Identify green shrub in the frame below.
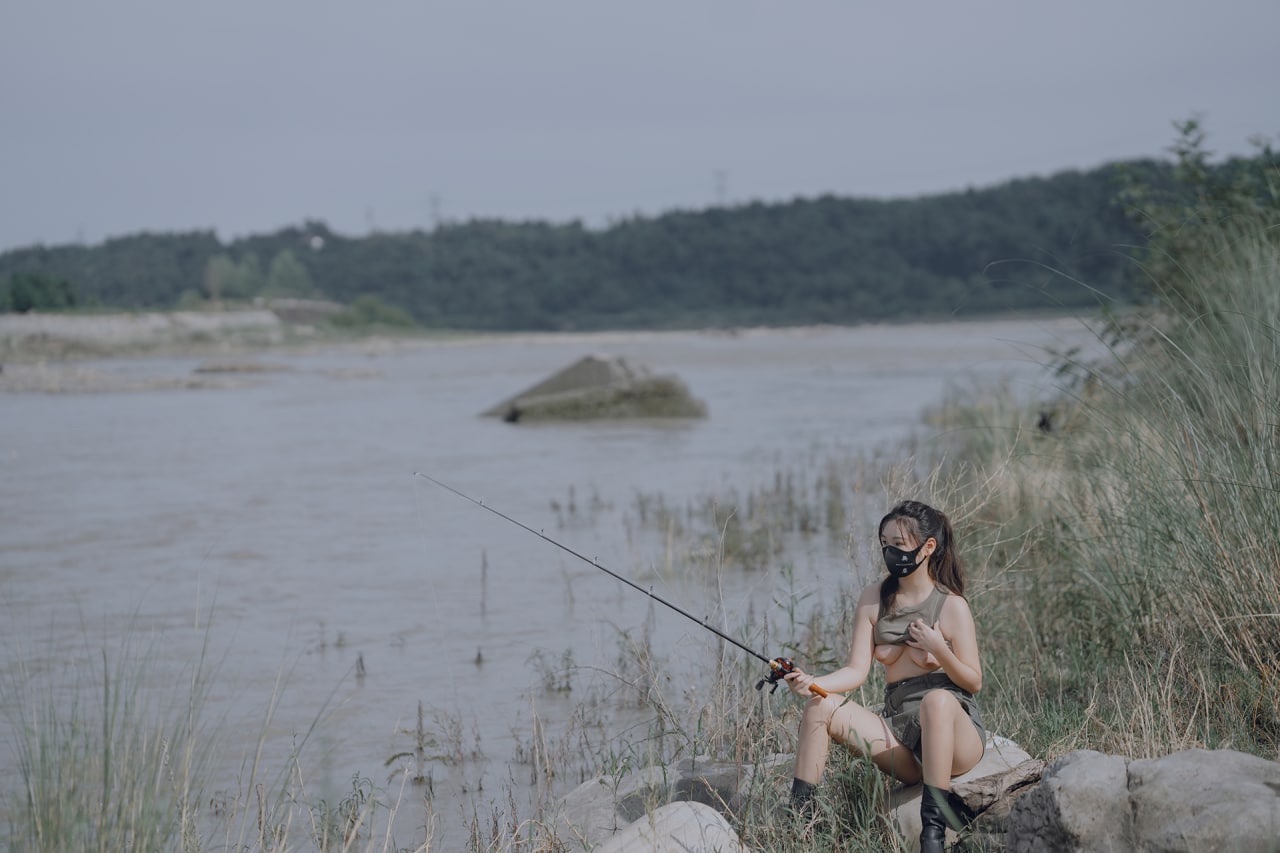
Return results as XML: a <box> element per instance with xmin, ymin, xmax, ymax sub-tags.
<box><xmin>329</xmin><ymin>295</ymin><xmax>417</xmax><ymax>329</ymax></box>
<box><xmin>3</xmin><ymin>272</ymin><xmax>79</xmax><ymax>313</ymax></box>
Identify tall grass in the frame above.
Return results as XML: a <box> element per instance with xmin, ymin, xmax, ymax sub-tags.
<box><xmin>4</xmin><ymin>631</ymin><xmax>214</xmax><ymax>852</ymax></box>
<box><xmin>928</xmin><ymin>216</ymin><xmax>1280</xmax><ymax>759</ymax></box>
<box><xmin>2</xmin><ymin>625</ymin><xmax>436</xmax><ymax>852</ymax></box>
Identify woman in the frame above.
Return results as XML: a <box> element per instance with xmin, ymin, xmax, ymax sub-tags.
<box><xmin>784</xmin><ymin>500</ymin><xmax>985</xmax><ymax>853</ymax></box>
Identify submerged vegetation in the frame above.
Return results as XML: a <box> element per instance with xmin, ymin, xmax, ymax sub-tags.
<box><xmin>4</xmin><ymin>125</ymin><xmax>1277</xmax><ymax>850</ymax></box>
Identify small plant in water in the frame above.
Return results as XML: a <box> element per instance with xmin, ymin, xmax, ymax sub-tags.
<box><xmin>526</xmin><ymin>648</ymin><xmax>575</xmax><ymax>693</ymax></box>
<box><xmin>386</xmin><ymin>700</ymin><xmax>479</xmax><ymax>780</ymax></box>
<box><xmin>309</xmin><ymin>773</ymin><xmax>375</xmax><ymax>851</ymax></box>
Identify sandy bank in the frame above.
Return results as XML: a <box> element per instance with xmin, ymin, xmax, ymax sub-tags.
<box><xmin>0</xmin><ymin>308</ymin><xmax>1100</xmax><ymax>394</ymax></box>
<box><xmin>0</xmin><ymin>310</ymin><xmax>287</xmax><ymax>360</ymax></box>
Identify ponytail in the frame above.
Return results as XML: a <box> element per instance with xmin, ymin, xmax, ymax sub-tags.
<box><xmin>877</xmin><ymin>500</ymin><xmax>965</xmax><ymax>611</ymax></box>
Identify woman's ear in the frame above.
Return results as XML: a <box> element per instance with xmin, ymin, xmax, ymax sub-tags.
<box><xmin>922</xmin><ymin>536</ymin><xmax>939</xmax><ymax>558</ymax></box>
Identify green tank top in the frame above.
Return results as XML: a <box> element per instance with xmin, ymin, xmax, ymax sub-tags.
<box><xmin>873</xmin><ymin>585</ymin><xmax>950</xmax><ymax>645</ymax></box>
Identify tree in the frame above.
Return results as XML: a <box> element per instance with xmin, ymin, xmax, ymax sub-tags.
<box><xmin>3</xmin><ymin>272</ymin><xmax>78</xmax><ymax>313</ymax></box>
<box><xmin>202</xmin><ymin>254</ymin><xmax>237</xmax><ymax>303</ymax></box>
<box><xmin>1120</xmin><ymin>118</ymin><xmax>1279</xmax><ymax>306</ymax></box>
<box><xmin>264</xmin><ymin>250</ymin><xmax>314</xmax><ymax>298</ymax></box>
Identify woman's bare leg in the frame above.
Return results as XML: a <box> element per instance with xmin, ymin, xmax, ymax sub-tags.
<box><xmin>793</xmin><ymin>694</ymin><xmax>922</xmax><ymax>785</ymax></box>
<box><xmin>917</xmin><ymin>689</ymin><xmax>984</xmax><ymax>788</ymax></box>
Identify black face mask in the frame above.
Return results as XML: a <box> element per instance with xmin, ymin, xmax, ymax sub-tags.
<box><xmin>882</xmin><ymin>543</ymin><xmax>927</xmax><ymax>578</ymax></box>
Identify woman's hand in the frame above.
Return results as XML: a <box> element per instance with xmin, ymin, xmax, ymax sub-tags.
<box><xmin>907</xmin><ymin>619</ymin><xmax>946</xmax><ymax>659</ymax></box>
<box><xmin>784</xmin><ymin>668</ymin><xmax>821</xmax><ymax>698</ymax></box>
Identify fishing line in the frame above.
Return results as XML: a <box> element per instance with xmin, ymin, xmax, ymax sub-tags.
<box><xmin>413</xmin><ymin>471</ymin><xmax>827</xmax><ymax>696</ymax></box>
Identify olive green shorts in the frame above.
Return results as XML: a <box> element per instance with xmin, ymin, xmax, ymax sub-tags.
<box><xmin>881</xmin><ymin>671</ymin><xmax>985</xmax><ymax>762</ymax></box>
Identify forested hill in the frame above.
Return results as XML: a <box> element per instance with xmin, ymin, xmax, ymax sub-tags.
<box><xmin>0</xmin><ymin>159</ymin><xmax>1182</xmax><ymax>330</ymax></box>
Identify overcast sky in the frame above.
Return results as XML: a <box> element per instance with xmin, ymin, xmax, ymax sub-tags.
<box><xmin>2</xmin><ymin>1</ymin><xmax>1277</xmax><ymax>252</ymax></box>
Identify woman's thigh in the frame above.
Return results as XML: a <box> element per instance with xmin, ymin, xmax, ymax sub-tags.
<box><xmin>826</xmin><ymin>699</ymin><xmax>922</xmax><ymax>784</ymax></box>
<box><xmin>920</xmin><ymin>689</ymin><xmax>985</xmax><ymax>777</ymax></box>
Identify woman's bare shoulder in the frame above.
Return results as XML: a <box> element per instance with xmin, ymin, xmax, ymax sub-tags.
<box><xmin>939</xmin><ymin>590</ymin><xmax>975</xmax><ymax>620</ymax></box>
<box><xmin>857</xmin><ymin>582</ymin><xmax>883</xmax><ymax>606</ymax></box>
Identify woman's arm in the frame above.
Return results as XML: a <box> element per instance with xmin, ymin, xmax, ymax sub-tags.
<box><xmin>786</xmin><ymin>583</ymin><xmax>879</xmax><ymax>696</ymax></box>
<box><xmin>907</xmin><ymin>595</ymin><xmax>982</xmax><ymax>693</ymax></box>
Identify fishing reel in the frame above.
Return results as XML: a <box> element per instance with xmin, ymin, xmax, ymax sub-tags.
<box><xmin>755</xmin><ymin>657</ymin><xmax>798</xmax><ymax>694</ymax></box>
<box><xmin>756</xmin><ymin>657</ymin><xmax>829</xmax><ymax>697</ymax></box>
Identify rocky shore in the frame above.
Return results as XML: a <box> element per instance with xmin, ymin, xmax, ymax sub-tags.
<box><xmin>555</xmin><ymin>744</ymin><xmax>1280</xmax><ymax>852</ymax></box>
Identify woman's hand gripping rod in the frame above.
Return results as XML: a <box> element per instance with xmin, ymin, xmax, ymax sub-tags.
<box><xmin>759</xmin><ymin>658</ymin><xmax>829</xmax><ymax>697</ymax></box>
<box><xmin>415</xmin><ymin>472</ymin><xmax>827</xmax><ymax>699</ymax></box>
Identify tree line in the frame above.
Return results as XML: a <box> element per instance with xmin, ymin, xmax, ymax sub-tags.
<box><xmin>2</xmin><ymin>145</ymin><xmax>1275</xmax><ymax>330</ymax></box>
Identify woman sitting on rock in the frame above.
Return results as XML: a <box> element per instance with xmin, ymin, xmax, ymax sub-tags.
<box><xmin>784</xmin><ymin>499</ymin><xmax>985</xmax><ymax>853</ymax></box>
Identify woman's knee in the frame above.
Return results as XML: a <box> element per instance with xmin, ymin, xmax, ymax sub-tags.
<box><xmin>804</xmin><ymin>694</ymin><xmax>846</xmax><ymax>727</ymax></box>
<box><xmin>918</xmin><ymin>688</ymin><xmax>960</xmax><ymax>722</ymax></box>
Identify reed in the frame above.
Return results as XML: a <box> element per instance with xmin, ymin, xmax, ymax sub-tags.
<box><xmin>4</xmin><ymin>632</ymin><xmax>214</xmax><ymax>853</ymax></box>
<box><xmin>949</xmin><ymin>216</ymin><xmax>1280</xmax><ymax>759</ymax></box>
<box><xmin>2</xmin><ymin>622</ymin><xmax>441</xmax><ymax>852</ymax></box>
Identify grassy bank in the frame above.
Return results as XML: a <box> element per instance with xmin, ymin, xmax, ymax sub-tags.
<box><xmin>514</xmin><ymin>213</ymin><xmax>1280</xmax><ymax>849</ymax></box>
<box><xmin>936</xmin><ymin>214</ymin><xmax>1279</xmax><ymax>762</ymax></box>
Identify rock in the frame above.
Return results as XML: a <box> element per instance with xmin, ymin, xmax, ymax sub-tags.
<box><xmin>1129</xmin><ymin>749</ymin><xmax>1280</xmax><ymax>851</ymax></box>
<box><xmin>556</xmin><ymin>755</ymin><xmax>787</xmax><ymax>850</ymax></box>
<box><xmin>1006</xmin><ymin>750</ymin><xmax>1131</xmax><ymax>852</ymax></box>
<box><xmin>560</xmin><ymin>742</ymin><xmax>1280</xmax><ymax>851</ymax></box>
<box><xmin>951</xmin><ymin>756</ymin><xmax>1044</xmax><ymax>826</ymax></box>
<box><xmin>591</xmin><ymin>802</ymin><xmax>743</xmax><ymax>853</ymax></box>
<box><xmin>557</xmin><ymin>764</ymin><xmax>672</xmax><ymax>844</ymax></box>
<box><xmin>560</xmin><ymin>740</ymin><xmax>1042</xmax><ymax>851</ymax></box>
<box><xmin>890</xmin><ymin>735</ymin><xmax>1036</xmax><ymax>852</ymax></box>
<box><xmin>482</xmin><ymin>354</ymin><xmax>706</xmax><ymax>421</ymax></box>
<box><xmin>1007</xmin><ymin>748</ymin><xmax>1280</xmax><ymax>852</ymax></box>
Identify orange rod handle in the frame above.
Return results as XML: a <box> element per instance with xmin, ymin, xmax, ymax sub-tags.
<box><xmin>808</xmin><ymin>683</ymin><xmax>829</xmax><ymax>698</ymax></box>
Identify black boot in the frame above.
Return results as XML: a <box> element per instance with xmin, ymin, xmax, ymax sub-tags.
<box><xmin>919</xmin><ymin>784</ymin><xmax>957</xmax><ymax>853</ymax></box>
<box><xmin>789</xmin><ymin>777</ymin><xmax>816</xmax><ymax>812</ymax></box>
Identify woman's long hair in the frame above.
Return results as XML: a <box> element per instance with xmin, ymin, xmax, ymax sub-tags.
<box><xmin>878</xmin><ymin>500</ymin><xmax>964</xmax><ymax>612</ymax></box>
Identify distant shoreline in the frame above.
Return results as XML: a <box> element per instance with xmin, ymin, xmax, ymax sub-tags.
<box><xmin>0</xmin><ymin>308</ymin><xmax>1100</xmax><ymax>394</ymax></box>
<box><xmin>0</xmin><ymin>307</ymin><xmax>1094</xmax><ymax>361</ymax></box>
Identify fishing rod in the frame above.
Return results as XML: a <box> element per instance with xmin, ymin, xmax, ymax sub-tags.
<box><xmin>414</xmin><ymin>472</ymin><xmax>827</xmax><ymax>697</ymax></box>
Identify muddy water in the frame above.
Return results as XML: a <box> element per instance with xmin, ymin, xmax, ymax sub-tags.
<box><xmin>0</xmin><ymin>319</ymin><xmax>1094</xmax><ymax>847</ymax></box>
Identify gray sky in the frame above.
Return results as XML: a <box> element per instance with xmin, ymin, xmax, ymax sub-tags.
<box><xmin>2</xmin><ymin>1</ymin><xmax>1277</xmax><ymax>252</ymax></box>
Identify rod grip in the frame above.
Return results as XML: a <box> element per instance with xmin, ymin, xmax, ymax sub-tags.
<box><xmin>807</xmin><ymin>683</ymin><xmax>830</xmax><ymax>698</ymax></box>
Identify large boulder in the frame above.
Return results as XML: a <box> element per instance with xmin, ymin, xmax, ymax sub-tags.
<box><xmin>591</xmin><ymin>802</ymin><xmax>743</xmax><ymax>853</ymax></box>
<box><xmin>555</xmin><ymin>756</ymin><xmax>784</xmax><ymax>849</ymax></box>
<box><xmin>1007</xmin><ymin>748</ymin><xmax>1280</xmax><ymax>852</ymax></box>
<box><xmin>482</xmin><ymin>354</ymin><xmax>707</xmax><ymax>421</ymax></box>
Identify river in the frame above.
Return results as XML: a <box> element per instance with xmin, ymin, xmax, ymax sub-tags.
<box><xmin>0</xmin><ymin>317</ymin><xmax>1096</xmax><ymax>849</ymax></box>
